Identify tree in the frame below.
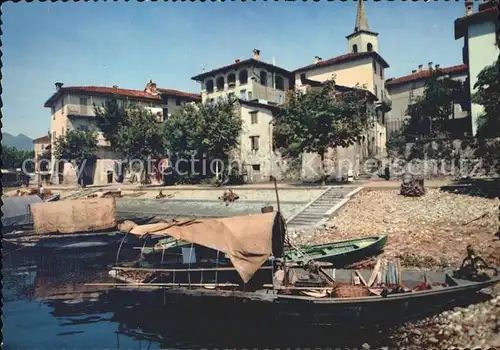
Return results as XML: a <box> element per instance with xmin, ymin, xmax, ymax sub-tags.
<box><xmin>0</xmin><ymin>145</ymin><xmax>35</xmax><ymax>172</ymax></box>
<box><xmin>164</xmin><ymin>97</ymin><xmax>242</xmax><ymax>180</ymax></box>
<box><xmin>404</xmin><ymin>71</ymin><xmax>466</xmax><ymax>138</ymax></box>
<box><xmin>472</xmin><ymin>57</ymin><xmax>500</xmax><ymax>138</ymax></box>
<box><xmin>95</xmin><ymin>101</ymin><xmax>165</xmax><ymax>183</ymax></box>
<box><xmin>53</xmin><ymin>130</ymin><xmax>98</xmax><ymax>185</ymax></box>
<box><xmin>94</xmin><ymin>98</ymin><xmax>128</xmax><ymax>146</ymax></box>
<box><xmin>273</xmin><ymin>80</ymin><xmax>371</xmax><ymax>184</ymax></box>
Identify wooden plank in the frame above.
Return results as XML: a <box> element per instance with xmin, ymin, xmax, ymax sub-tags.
<box><xmin>355</xmin><ymin>270</ymin><xmax>368</xmax><ymax>287</ymax></box>
<box><xmin>367</xmin><ymin>259</ymin><xmax>381</xmax><ymax>287</ymax></box>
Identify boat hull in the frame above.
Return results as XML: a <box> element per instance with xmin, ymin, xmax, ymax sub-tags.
<box><xmin>105</xmin><ymin>271</ymin><xmax>499</xmax><ymax>327</ymax></box>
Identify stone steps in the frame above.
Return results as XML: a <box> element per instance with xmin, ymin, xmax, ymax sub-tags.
<box><xmin>286</xmin><ymin>187</ymin><xmax>355</xmax><ymax>232</ymax></box>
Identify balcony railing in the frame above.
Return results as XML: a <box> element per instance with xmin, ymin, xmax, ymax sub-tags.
<box><xmin>251</xmin><ymin>82</ymin><xmax>286</xmax><ymax>105</ymax></box>
<box><xmin>66</xmin><ymin>104</ymin><xmax>95</xmax><ymax>116</ymax></box>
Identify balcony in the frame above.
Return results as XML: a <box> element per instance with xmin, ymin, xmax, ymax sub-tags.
<box><xmin>251</xmin><ymin>81</ymin><xmax>286</xmax><ymax>105</ymax></box>
<box><xmin>66</xmin><ymin>104</ymin><xmax>95</xmax><ymax>117</ymax></box>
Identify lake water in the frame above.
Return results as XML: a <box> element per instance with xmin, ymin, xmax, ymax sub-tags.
<box><xmin>3</xmin><ymin>251</ymin><xmax>399</xmax><ymax>350</ymax></box>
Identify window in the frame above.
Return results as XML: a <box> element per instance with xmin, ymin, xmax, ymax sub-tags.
<box><xmin>176</xmin><ymin>99</ymin><xmax>181</xmax><ymax>106</ymax></box>
<box><xmin>374</xmin><ymin>85</ymin><xmax>378</xmax><ymax>98</ymax></box>
<box><xmin>248</xmin><ymin>91</ymin><xmax>253</xmax><ymax>100</ymax></box>
<box><xmin>352</xmin><ymin>44</ymin><xmax>358</xmax><ymax>53</ymax></box>
<box><xmin>61</xmin><ymin>97</ymin><xmax>64</xmax><ymax>114</ymax></box>
<box><xmin>239</xmin><ymin>70</ymin><xmax>248</xmax><ymax>85</ymax></box>
<box><xmin>275</xmin><ymin>75</ymin><xmax>284</xmax><ymax>90</ymax></box>
<box><xmin>372</xmin><ymin>61</ymin><xmax>377</xmax><ymax>74</ymax></box>
<box><xmin>250</xmin><ymin>136</ymin><xmax>260</xmax><ymax>151</ymax></box>
<box><xmin>162</xmin><ymin>107</ymin><xmax>169</xmax><ymax>121</ymax></box>
<box><xmin>80</xmin><ymin>97</ymin><xmax>88</xmax><ymax>106</ymax></box>
<box><xmin>228</xmin><ymin>73</ymin><xmax>236</xmax><ymax>87</ymax></box>
<box><xmin>252</xmin><ymin>164</ymin><xmax>260</xmax><ymax>171</ymax></box>
<box><xmin>367</xmin><ymin>43</ymin><xmax>373</xmax><ymax>52</ymax></box>
<box><xmin>206</xmin><ymin>80</ymin><xmax>214</xmax><ymax>93</ymax></box>
<box><xmin>52</xmin><ymin>106</ymin><xmax>55</xmax><ymax>119</ymax></box>
<box><xmin>379</xmin><ymin>67</ymin><xmax>384</xmax><ymax>79</ymax></box>
<box><xmin>382</xmin><ymin>112</ymin><xmax>385</xmax><ymax>125</ymax></box>
<box><xmin>216</xmin><ymin>77</ymin><xmax>225</xmax><ymax>91</ymax></box>
<box><xmin>250</xmin><ymin>111</ymin><xmax>258</xmax><ymax>124</ymax></box>
<box><xmin>240</xmin><ymin>89</ymin><xmax>247</xmax><ymax>101</ymax></box>
<box><xmin>260</xmin><ymin>71</ymin><xmax>268</xmax><ymax>86</ymax></box>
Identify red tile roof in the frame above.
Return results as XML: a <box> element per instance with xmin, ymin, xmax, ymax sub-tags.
<box><xmin>191</xmin><ymin>58</ymin><xmax>292</xmax><ymax>81</ymax></box>
<box><xmin>293</xmin><ymin>51</ymin><xmax>390</xmax><ymax>73</ymax></box>
<box><xmin>455</xmin><ymin>5</ymin><xmax>499</xmax><ymax>39</ymax></box>
<box><xmin>385</xmin><ymin>64</ymin><xmax>468</xmax><ymax>87</ymax></box>
<box><xmin>33</xmin><ymin>135</ymin><xmax>50</xmax><ymax>143</ymax></box>
<box><xmin>44</xmin><ymin>85</ymin><xmax>200</xmax><ymax>107</ymax></box>
<box><xmin>157</xmin><ymin>88</ymin><xmax>201</xmax><ymax>100</ymax></box>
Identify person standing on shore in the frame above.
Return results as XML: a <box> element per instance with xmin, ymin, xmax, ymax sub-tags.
<box><xmin>38</xmin><ymin>184</ymin><xmax>45</xmax><ymax>199</ymax></box>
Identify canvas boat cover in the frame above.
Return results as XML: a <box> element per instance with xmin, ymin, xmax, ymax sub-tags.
<box><xmin>30</xmin><ymin>198</ymin><xmax>117</xmax><ymax>234</ymax></box>
<box><xmin>2</xmin><ymin>195</ymin><xmax>43</xmax><ymax>228</ymax></box>
<box><xmin>129</xmin><ymin>212</ymin><xmax>286</xmax><ymax>283</ymax></box>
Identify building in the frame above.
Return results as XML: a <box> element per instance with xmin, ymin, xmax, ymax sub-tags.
<box><xmin>43</xmin><ymin>80</ymin><xmax>200</xmax><ymax>185</ymax></box>
<box><xmin>191</xmin><ymin>49</ymin><xmax>293</xmax><ymax>105</ymax></box>
<box><xmin>455</xmin><ymin>0</ymin><xmax>499</xmax><ymax>136</ymax></box>
<box><xmin>190</xmin><ymin>49</ymin><xmax>293</xmax><ymax>182</ymax></box>
<box><xmin>385</xmin><ymin>63</ymin><xmax>469</xmax><ymax>137</ymax></box>
<box><xmin>291</xmin><ymin>0</ymin><xmax>390</xmax><ymax>164</ymax></box>
<box><xmin>33</xmin><ymin>135</ymin><xmax>51</xmax><ymax>183</ymax></box>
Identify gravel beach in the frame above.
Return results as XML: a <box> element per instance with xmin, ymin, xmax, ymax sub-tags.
<box><xmin>290</xmin><ymin>188</ymin><xmax>500</xmax><ymax>348</ymax></box>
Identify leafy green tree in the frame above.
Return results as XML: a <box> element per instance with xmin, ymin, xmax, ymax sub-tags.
<box><xmin>95</xmin><ymin>102</ymin><xmax>165</xmax><ymax>183</ymax></box>
<box><xmin>53</xmin><ymin>130</ymin><xmax>98</xmax><ymax>185</ymax></box>
<box><xmin>472</xmin><ymin>58</ymin><xmax>500</xmax><ymax>138</ymax></box>
<box><xmin>164</xmin><ymin>97</ymin><xmax>242</xmax><ymax>180</ymax></box>
<box><xmin>273</xmin><ymin>80</ymin><xmax>371</xmax><ymax>184</ymax></box>
<box><xmin>1</xmin><ymin>145</ymin><xmax>35</xmax><ymax>172</ymax></box>
<box><xmin>404</xmin><ymin>71</ymin><xmax>466</xmax><ymax>138</ymax></box>
<box><xmin>94</xmin><ymin>99</ymin><xmax>128</xmax><ymax>147</ymax></box>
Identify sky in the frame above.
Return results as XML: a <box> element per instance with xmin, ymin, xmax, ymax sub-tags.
<box><xmin>2</xmin><ymin>0</ymin><xmax>469</xmax><ymax>139</ymax></box>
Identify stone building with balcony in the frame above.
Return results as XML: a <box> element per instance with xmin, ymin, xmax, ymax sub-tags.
<box><xmin>191</xmin><ymin>48</ymin><xmax>293</xmax><ymax>106</ymax></box>
<box><xmin>191</xmin><ymin>49</ymin><xmax>293</xmax><ymax>182</ymax></box>
<box><xmin>385</xmin><ymin>63</ymin><xmax>469</xmax><ymax>137</ymax></box>
<box><xmin>43</xmin><ymin>80</ymin><xmax>200</xmax><ymax>185</ymax></box>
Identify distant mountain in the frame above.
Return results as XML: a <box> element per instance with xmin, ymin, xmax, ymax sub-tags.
<box><xmin>2</xmin><ymin>133</ymin><xmax>34</xmax><ymax>150</ymax></box>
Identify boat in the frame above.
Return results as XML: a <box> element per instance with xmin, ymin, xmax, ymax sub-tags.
<box><xmin>285</xmin><ymin>234</ymin><xmax>388</xmax><ymax>264</ymax></box>
<box><xmin>98</xmin><ymin>181</ymin><xmax>498</xmax><ymax>327</ymax></box>
<box><xmin>135</xmin><ymin>234</ymin><xmax>388</xmax><ymax>266</ymax></box>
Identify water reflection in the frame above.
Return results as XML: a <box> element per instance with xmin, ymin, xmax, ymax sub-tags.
<box><xmin>3</xmin><ymin>252</ymin><xmax>399</xmax><ymax>349</ymax></box>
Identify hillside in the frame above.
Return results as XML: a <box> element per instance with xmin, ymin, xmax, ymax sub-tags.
<box><xmin>2</xmin><ymin>133</ymin><xmax>33</xmax><ymax>150</ymax></box>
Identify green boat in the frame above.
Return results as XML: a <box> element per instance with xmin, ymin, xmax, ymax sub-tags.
<box><xmin>284</xmin><ymin>234</ymin><xmax>388</xmax><ymax>265</ymax></box>
<box><xmin>136</xmin><ymin>234</ymin><xmax>388</xmax><ymax>266</ymax></box>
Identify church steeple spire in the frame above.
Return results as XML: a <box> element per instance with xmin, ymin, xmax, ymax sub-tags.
<box><xmin>354</xmin><ymin>0</ymin><xmax>370</xmax><ymax>32</ymax></box>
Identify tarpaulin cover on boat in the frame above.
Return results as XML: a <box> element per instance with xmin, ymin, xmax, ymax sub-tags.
<box><xmin>129</xmin><ymin>212</ymin><xmax>286</xmax><ymax>283</ymax></box>
<box><xmin>2</xmin><ymin>195</ymin><xmax>43</xmax><ymax>228</ymax></box>
<box><xmin>30</xmin><ymin>198</ymin><xmax>117</xmax><ymax>234</ymax></box>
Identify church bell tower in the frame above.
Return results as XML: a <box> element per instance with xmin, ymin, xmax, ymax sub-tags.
<box><xmin>346</xmin><ymin>0</ymin><xmax>379</xmax><ymax>54</ymax></box>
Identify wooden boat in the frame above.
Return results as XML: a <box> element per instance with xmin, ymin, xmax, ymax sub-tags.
<box><xmin>135</xmin><ymin>234</ymin><xmax>388</xmax><ymax>266</ymax></box>
<box><xmin>285</xmin><ymin>234</ymin><xmax>388</xmax><ymax>264</ymax></box>
<box><xmin>102</xmin><ymin>264</ymin><xmax>499</xmax><ymax>327</ymax></box>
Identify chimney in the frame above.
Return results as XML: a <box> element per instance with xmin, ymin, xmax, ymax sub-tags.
<box><xmin>112</xmin><ymin>85</ymin><xmax>119</xmax><ymax>89</ymax></box>
<box><xmin>412</xmin><ymin>70</ymin><xmax>417</xmax><ymax>74</ymax></box>
<box><xmin>465</xmin><ymin>0</ymin><xmax>473</xmax><ymax>15</ymax></box>
<box><xmin>235</xmin><ymin>59</ymin><xmax>240</xmax><ymax>64</ymax></box>
<box><xmin>418</xmin><ymin>64</ymin><xmax>423</xmax><ymax>72</ymax></box>
<box><xmin>428</xmin><ymin>62</ymin><xmax>433</xmax><ymax>70</ymax></box>
<box><xmin>435</xmin><ymin>64</ymin><xmax>440</xmax><ymax>70</ymax></box>
<box><xmin>55</xmin><ymin>82</ymin><xmax>63</xmax><ymax>91</ymax></box>
<box><xmin>145</xmin><ymin>79</ymin><xmax>157</xmax><ymax>95</ymax></box>
<box><xmin>253</xmin><ymin>48</ymin><xmax>261</xmax><ymax>60</ymax></box>
<box><xmin>314</xmin><ymin>56</ymin><xmax>322</xmax><ymax>64</ymax></box>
